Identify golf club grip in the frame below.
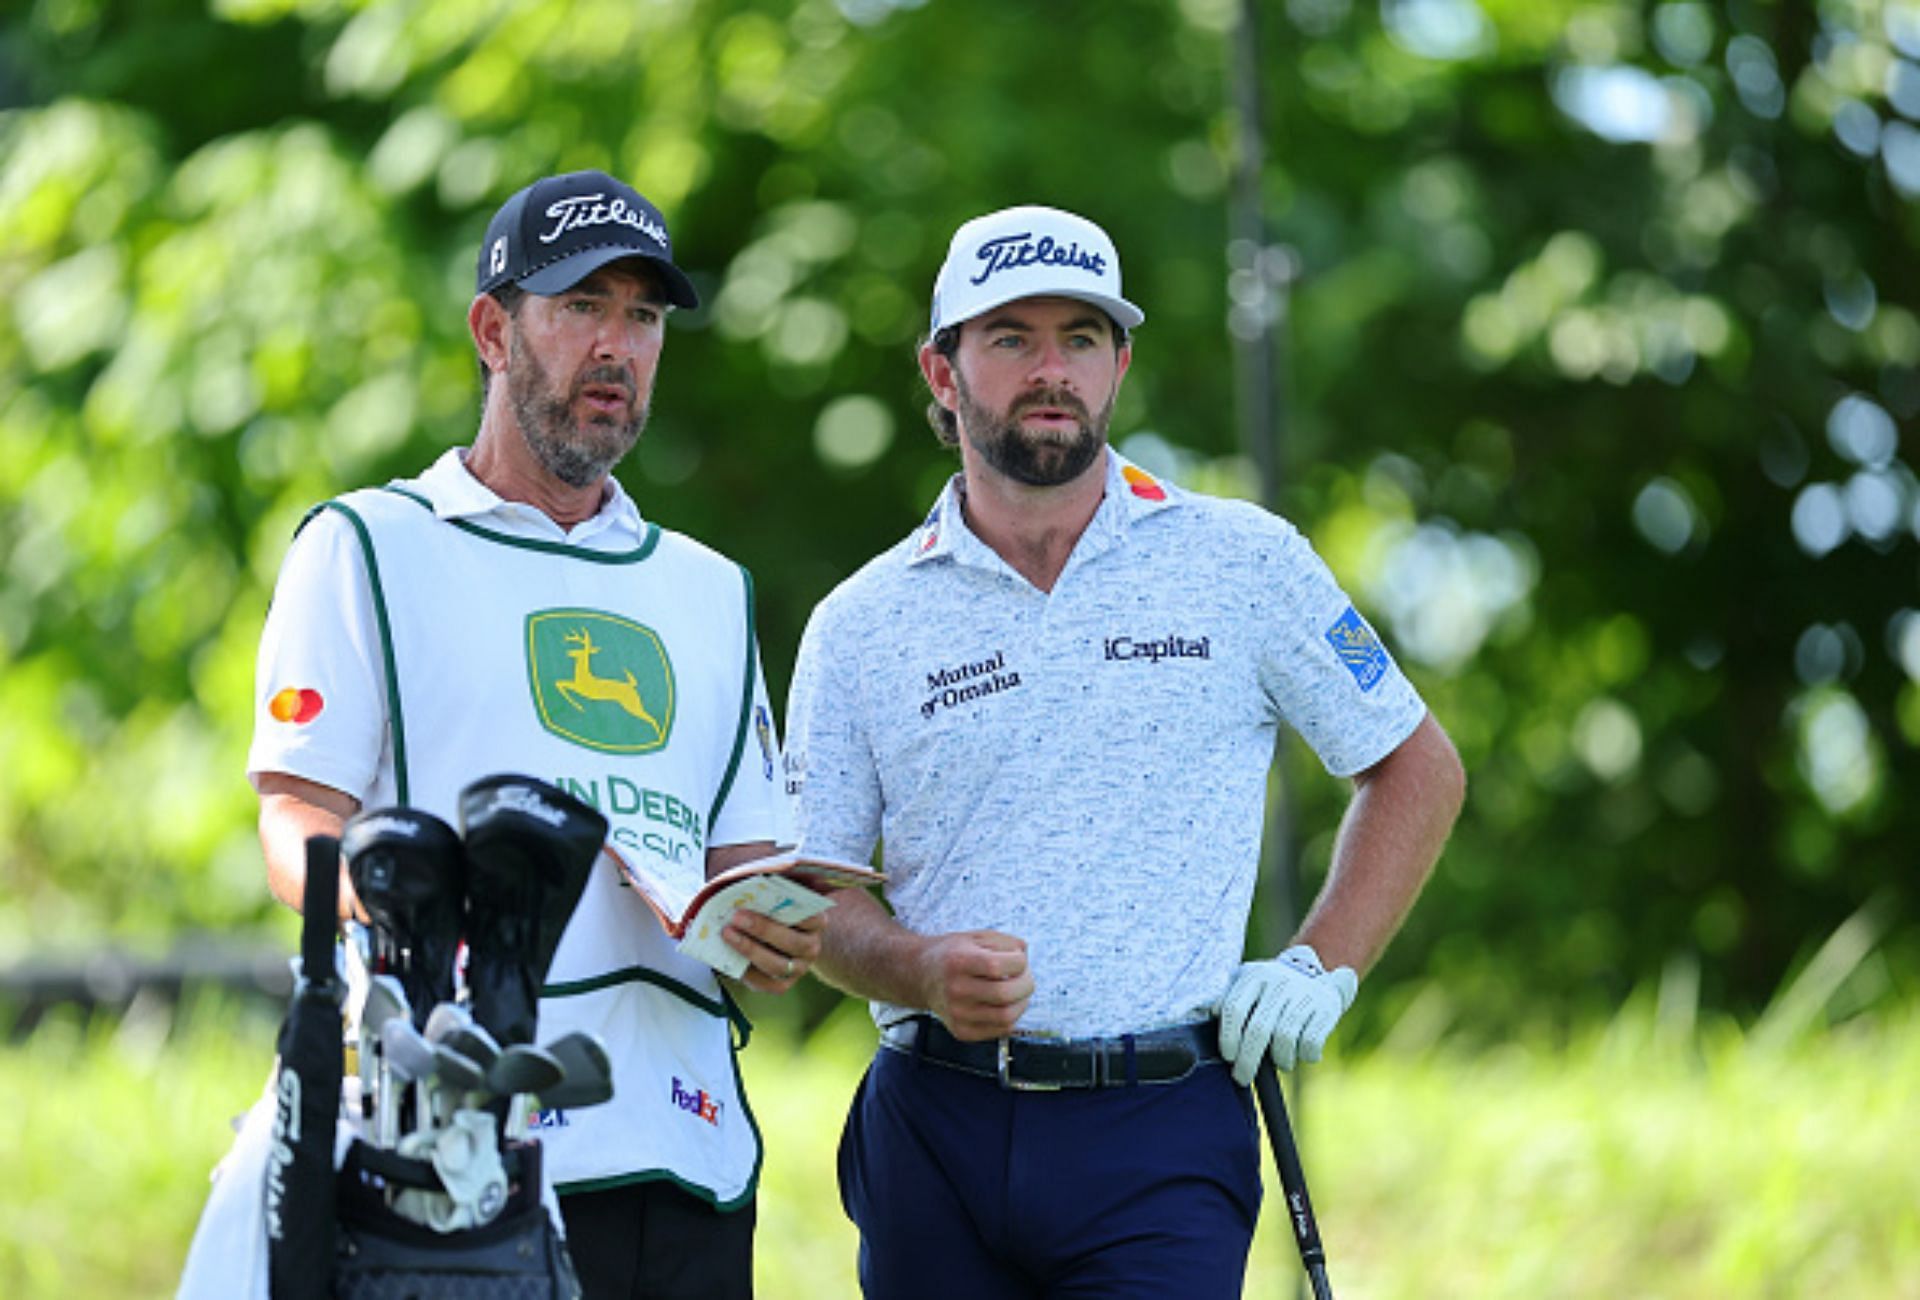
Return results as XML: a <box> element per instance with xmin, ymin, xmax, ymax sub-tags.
<box><xmin>1254</xmin><ymin>1061</ymin><xmax>1333</xmax><ymax>1293</ymax></box>
<box><xmin>301</xmin><ymin>834</ymin><xmax>341</xmax><ymax>980</ymax></box>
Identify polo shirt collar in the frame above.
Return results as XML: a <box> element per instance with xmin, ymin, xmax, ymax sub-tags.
<box><xmin>904</xmin><ymin>447</ymin><xmax>1181</xmax><ymax>570</ymax></box>
<box><xmin>411</xmin><ymin>447</ymin><xmax>646</xmax><ymax>544</ymax></box>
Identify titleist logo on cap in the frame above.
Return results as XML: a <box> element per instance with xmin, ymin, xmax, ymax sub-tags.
<box><xmin>476</xmin><ymin>170</ymin><xmax>701</xmax><ymax>306</ymax></box>
<box><xmin>969</xmin><ymin>232</ymin><xmax>1107</xmax><ymax>286</ymax></box>
<box><xmin>928</xmin><ymin>204</ymin><xmax>1143</xmax><ymax>333</ymax></box>
<box><xmin>538</xmin><ymin>193</ymin><xmax>668</xmax><ymax>249</ymax></box>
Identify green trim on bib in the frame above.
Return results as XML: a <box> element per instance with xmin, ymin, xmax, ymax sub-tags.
<box><xmin>381</xmin><ymin>485</ymin><xmax>661</xmax><ymax>563</ymax></box>
<box><xmin>731</xmin><ymin>1012</ymin><xmax>764</xmax><ymax>1200</ymax></box>
<box><xmin>542</xmin><ymin>965</ymin><xmax>729</xmax><ymax>1018</ymax></box>
<box><xmin>723</xmin><ymin>985</ymin><xmax>754</xmax><ymax>1051</ymax></box>
<box><xmin>707</xmin><ymin>566</ymin><xmax>758</xmax><ymax>829</ymax></box>
<box><xmin>299</xmin><ymin>500</ymin><xmax>411</xmax><ymax>803</ymax></box>
<box><xmin>554</xmin><ymin>1163</ymin><xmax>758</xmax><ymax>1212</ymax></box>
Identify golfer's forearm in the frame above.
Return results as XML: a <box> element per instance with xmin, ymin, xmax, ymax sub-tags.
<box><xmin>814</xmin><ymin>890</ymin><xmax>932</xmax><ymax>1008</ymax></box>
<box><xmin>1298</xmin><ymin>713</ymin><xmax>1465</xmax><ymax>973</ymax></box>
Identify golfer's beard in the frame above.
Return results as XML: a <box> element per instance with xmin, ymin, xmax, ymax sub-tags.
<box><xmin>959</xmin><ymin>383</ymin><xmax>1109</xmax><ymax>488</ymax></box>
<box><xmin>510</xmin><ymin>348</ymin><xmax>648</xmax><ymax>489</ymax></box>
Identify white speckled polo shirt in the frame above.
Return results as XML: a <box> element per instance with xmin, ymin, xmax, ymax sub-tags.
<box><xmin>786</xmin><ymin>450</ymin><xmax>1426</xmax><ymax>1037</ymax></box>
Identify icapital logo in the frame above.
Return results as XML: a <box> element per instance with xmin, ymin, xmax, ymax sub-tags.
<box><xmin>1103</xmin><ymin>634</ymin><xmax>1212</xmax><ymax>664</ymax></box>
<box><xmin>671</xmin><ymin>1076</ymin><xmax>723</xmax><ymax>1126</ymax></box>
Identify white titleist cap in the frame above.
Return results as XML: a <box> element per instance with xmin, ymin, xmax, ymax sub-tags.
<box><xmin>929</xmin><ymin>205</ymin><xmax>1145</xmax><ymax>334</ymax></box>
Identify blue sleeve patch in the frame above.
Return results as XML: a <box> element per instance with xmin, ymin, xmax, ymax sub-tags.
<box><xmin>1325</xmin><ymin>606</ymin><xmax>1390</xmax><ymax>693</ymax></box>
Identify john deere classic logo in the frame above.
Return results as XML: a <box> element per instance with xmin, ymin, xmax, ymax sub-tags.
<box><xmin>527</xmin><ymin>609</ymin><xmax>674</xmax><ymax>753</ymax></box>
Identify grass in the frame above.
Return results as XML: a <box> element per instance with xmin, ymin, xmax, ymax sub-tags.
<box><xmin>7</xmin><ymin>990</ymin><xmax>1917</xmax><ymax>1299</ymax></box>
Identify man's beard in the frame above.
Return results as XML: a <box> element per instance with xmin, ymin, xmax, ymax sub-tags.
<box><xmin>956</xmin><ymin>374</ymin><xmax>1110</xmax><ymax>488</ymax></box>
<box><xmin>509</xmin><ymin>339</ymin><xmax>649</xmax><ymax>489</ymax></box>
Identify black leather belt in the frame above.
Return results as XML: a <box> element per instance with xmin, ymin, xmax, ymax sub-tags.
<box><xmin>881</xmin><ymin>1015</ymin><xmax>1220</xmax><ymax>1090</ymax></box>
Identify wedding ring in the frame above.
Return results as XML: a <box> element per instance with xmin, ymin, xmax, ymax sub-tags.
<box><xmin>783</xmin><ymin>957</ymin><xmax>796</xmax><ymax>980</ymax></box>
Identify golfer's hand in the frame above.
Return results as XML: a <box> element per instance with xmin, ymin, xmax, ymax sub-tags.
<box><xmin>919</xmin><ymin>930</ymin><xmax>1033</xmax><ymax>1042</ymax></box>
<box><xmin>723</xmin><ymin>909</ymin><xmax>826</xmax><ymax>994</ymax></box>
<box><xmin>1217</xmin><ymin>945</ymin><xmax>1358</xmax><ymax>1084</ymax></box>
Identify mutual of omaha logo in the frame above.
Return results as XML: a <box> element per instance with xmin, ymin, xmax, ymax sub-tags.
<box><xmin>526</xmin><ymin>609</ymin><xmax>674</xmax><ymax>754</ymax></box>
<box><xmin>921</xmin><ymin>649</ymin><xmax>1022</xmax><ymax>720</ymax></box>
<box><xmin>1324</xmin><ymin>606</ymin><xmax>1389</xmax><ymax>693</ymax></box>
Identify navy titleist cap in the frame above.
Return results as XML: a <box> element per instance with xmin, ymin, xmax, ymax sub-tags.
<box><xmin>476</xmin><ymin>169</ymin><xmax>699</xmax><ymax>308</ymax></box>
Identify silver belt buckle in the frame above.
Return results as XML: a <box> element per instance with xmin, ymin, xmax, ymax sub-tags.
<box><xmin>996</xmin><ymin>1036</ymin><xmax>1064</xmax><ymax>1091</ymax></box>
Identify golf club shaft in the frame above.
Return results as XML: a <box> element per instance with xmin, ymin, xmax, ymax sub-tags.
<box><xmin>1254</xmin><ymin>1061</ymin><xmax>1335</xmax><ymax>1300</ymax></box>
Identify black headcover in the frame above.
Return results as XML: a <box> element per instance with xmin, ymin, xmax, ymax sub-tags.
<box><xmin>458</xmin><ymin>774</ymin><xmax>608</xmax><ymax>1046</ymax></box>
<box><xmin>342</xmin><ymin>806</ymin><xmax>466</xmax><ymax>1029</ymax></box>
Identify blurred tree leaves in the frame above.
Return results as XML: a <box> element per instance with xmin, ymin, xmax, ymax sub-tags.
<box><xmin>1</xmin><ymin>0</ymin><xmax>1914</xmax><ymax>1024</ymax></box>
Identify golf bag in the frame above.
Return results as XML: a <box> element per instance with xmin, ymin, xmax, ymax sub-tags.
<box><xmin>311</xmin><ymin>775</ymin><xmax>604</xmax><ymax>1298</ymax></box>
<box><xmin>329</xmin><ymin>1142</ymin><xmax>579</xmax><ymax>1300</ymax></box>
<box><xmin>177</xmin><ymin>774</ymin><xmax>614</xmax><ymax>1300</ymax></box>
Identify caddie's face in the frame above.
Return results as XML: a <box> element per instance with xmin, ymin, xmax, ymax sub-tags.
<box><xmin>933</xmin><ymin>296</ymin><xmax>1131</xmax><ymax>488</ymax></box>
<box><xmin>507</xmin><ymin>262</ymin><xmax>668</xmax><ymax>488</ymax></box>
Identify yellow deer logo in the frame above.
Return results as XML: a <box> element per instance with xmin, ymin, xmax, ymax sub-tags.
<box><xmin>556</xmin><ymin>628</ymin><xmax>663</xmax><ymax>738</ymax></box>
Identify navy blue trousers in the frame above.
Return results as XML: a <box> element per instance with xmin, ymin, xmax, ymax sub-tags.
<box><xmin>839</xmin><ymin>1046</ymin><xmax>1263</xmax><ymax>1299</ymax></box>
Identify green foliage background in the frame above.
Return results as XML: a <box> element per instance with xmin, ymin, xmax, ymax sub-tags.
<box><xmin>3</xmin><ymin>0</ymin><xmax>1918</xmax><ymax>1033</ymax></box>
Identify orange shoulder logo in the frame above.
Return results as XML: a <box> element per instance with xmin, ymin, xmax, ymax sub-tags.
<box><xmin>1122</xmin><ymin>465</ymin><xmax>1166</xmax><ymax>501</ymax></box>
<box><xmin>269</xmin><ymin>687</ymin><xmax>325</xmax><ymax>724</ymax></box>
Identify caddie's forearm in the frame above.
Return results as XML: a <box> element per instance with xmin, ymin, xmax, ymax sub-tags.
<box><xmin>706</xmin><ymin>840</ymin><xmax>778</xmax><ymax>880</ymax></box>
<box><xmin>256</xmin><ymin>773</ymin><xmax>360</xmax><ymax>917</ymax></box>
<box><xmin>813</xmin><ymin>888</ymin><xmax>935</xmax><ymax>1009</ymax></box>
<box><xmin>1297</xmin><ymin>713</ymin><xmax>1465</xmax><ymax>974</ymax></box>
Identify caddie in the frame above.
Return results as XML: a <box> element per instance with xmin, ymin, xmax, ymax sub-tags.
<box><xmin>247</xmin><ymin>169</ymin><xmax>819</xmax><ymax>1299</ymax></box>
<box><xmin>784</xmin><ymin>204</ymin><xmax>1467</xmax><ymax>1296</ymax></box>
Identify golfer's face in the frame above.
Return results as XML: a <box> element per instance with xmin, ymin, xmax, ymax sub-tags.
<box><xmin>950</xmin><ymin>297</ymin><xmax>1130</xmax><ymax>487</ymax></box>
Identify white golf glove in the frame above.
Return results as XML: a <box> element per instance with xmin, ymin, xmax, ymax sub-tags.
<box><xmin>1217</xmin><ymin>944</ymin><xmax>1358</xmax><ymax>1085</ymax></box>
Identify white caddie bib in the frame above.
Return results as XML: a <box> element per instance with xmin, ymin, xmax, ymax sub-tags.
<box><xmin>317</xmin><ymin>484</ymin><xmax>764</xmax><ymax>1206</ymax></box>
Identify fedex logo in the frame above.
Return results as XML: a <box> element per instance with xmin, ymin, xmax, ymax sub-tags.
<box><xmin>671</xmin><ymin>1076</ymin><xmax>723</xmax><ymax>1126</ymax></box>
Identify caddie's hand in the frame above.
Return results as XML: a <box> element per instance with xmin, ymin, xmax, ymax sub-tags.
<box><xmin>723</xmin><ymin>909</ymin><xmax>826</xmax><ymax>994</ymax></box>
<box><xmin>337</xmin><ymin>861</ymin><xmax>370</xmax><ymax>926</ymax></box>
<box><xmin>1217</xmin><ymin>944</ymin><xmax>1358</xmax><ymax>1084</ymax></box>
<box><xmin>920</xmin><ymin>930</ymin><xmax>1033</xmax><ymax>1042</ymax></box>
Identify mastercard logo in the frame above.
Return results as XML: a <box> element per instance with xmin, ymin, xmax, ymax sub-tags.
<box><xmin>1123</xmin><ymin>465</ymin><xmax>1166</xmax><ymax>501</ymax></box>
<box><xmin>269</xmin><ymin>687</ymin><xmax>325</xmax><ymax>724</ymax></box>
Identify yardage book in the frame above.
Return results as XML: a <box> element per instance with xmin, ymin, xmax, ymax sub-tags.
<box><xmin>606</xmin><ymin>847</ymin><xmax>885</xmax><ymax>977</ymax></box>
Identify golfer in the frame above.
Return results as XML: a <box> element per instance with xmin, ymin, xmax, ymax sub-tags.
<box><xmin>247</xmin><ymin>169</ymin><xmax>818</xmax><ymax>1299</ymax></box>
<box><xmin>785</xmin><ymin>204</ymin><xmax>1466</xmax><ymax>1296</ymax></box>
